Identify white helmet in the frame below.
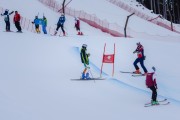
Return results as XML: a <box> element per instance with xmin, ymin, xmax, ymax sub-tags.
<box><xmin>82</xmin><ymin>44</ymin><xmax>87</xmax><ymax>48</ymax></box>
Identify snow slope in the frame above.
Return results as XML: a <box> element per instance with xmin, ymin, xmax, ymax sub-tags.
<box><xmin>0</xmin><ymin>0</ymin><xmax>180</xmax><ymax>120</ymax></box>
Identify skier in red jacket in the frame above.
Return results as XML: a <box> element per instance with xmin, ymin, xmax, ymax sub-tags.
<box><xmin>75</xmin><ymin>17</ymin><xmax>83</xmax><ymax>35</ymax></box>
<box><xmin>133</xmin><ymin>42</ymin><xmax>147</xmax><ymax>74</ymax></box>
<box><xmin>13</xmin><ymin>11</ymin><xmax>22</xmax><ymax>32</ymax></box>
<box><xmin>145</xmin><ymin>67</ymin><xmax>159</xmax><ymax>105</ymax></box>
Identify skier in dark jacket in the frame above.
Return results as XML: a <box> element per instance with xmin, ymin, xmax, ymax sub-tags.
<box><xmin>80</xmin><ymin>44</ymin><xmax>90</xmax><ymax>79</ymax></box>
<box><xmin>13</xmin><ymin>11</ymin><xmax>22</xmax><ymax>32</ymax></box>
<box><xmin>1</xmin><ymin>9</ymin><xmax>14</xmax><ymax>31</ymax></box>
<box><xmin>145</xmin><ymin>67</ymin><xmax>159</xmax><ymax>105</ymax></box>
<box><xmin>133</xmin><ymin>42</ymin><xmax>148</xmax><ymax>74</ymax></box>
<box><xmin>54</xmin><ymin>13</ymin><xmax>66</xmax><ymax>36</ymax></box>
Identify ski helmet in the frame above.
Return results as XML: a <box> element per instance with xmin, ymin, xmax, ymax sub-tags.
<box><xmin>136</xmin><ymin>42</ymin><xmax>141</xmax><ymax>45</ymax></box>
<box><xmin>82</xmin><ymin>44</ymin><xmax>87</xmax><ymax>48</ymax></box>
<box><xmin>5</xmin><ymin>9</ymin><xmax>9</xmax><ymax>12</ymax></box>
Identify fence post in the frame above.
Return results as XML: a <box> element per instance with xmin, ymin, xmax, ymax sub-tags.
<box><xmin>124</xmin><ymin>13</ymin><xmax>135</xmax><ymax>37</ymax></box>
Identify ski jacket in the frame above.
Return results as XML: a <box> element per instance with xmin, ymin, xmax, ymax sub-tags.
<box><xmin>39</xmin><ymin>18</ymin><xmax>47</xmax><ymax>27</ymax></box>
<box><xmin>33</xmin><ymin>18</ymin><xmax>40</xmax><ymax>25</ymax></box>
<box><xmin>134</xmin><ymin>44</ymin><xmax>144</xmax><ymax>58</ymax></box>
<box><xmin>43</xmin><ymin>18</ymin><xmax>47</xmax><ymax>26</ymax></box>
<box><xmin>57</xmin><ymin>15</ymin><xmax>65</xmax><ymax>25</ymax></box>
<box><xmin>80</xmin><ymin>48</ymin><xmax>89</xmax><ymax>65</ymax></box>
<box><xmin>145</xmin><ymin>72</ymin><xmax>157</xmax><ymax>88</ymax></box>
<box><xmin>14</xmin><ymin>13</ymin><xmax>21</xmax><ymax>22</ymax></box>
<box><xmin>1</xmin><ymin>11</ymin><xmax>14</xmax><ymax>22</ymax></box>
<box><xmin>75</xmin><ymin>19</ymin><xmax>80</xmax><ymax>28</ymax></box>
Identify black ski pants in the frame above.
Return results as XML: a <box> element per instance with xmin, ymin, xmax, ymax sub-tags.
<box><xmin>5</xmin><ymin>21</ymin><xmax>10</xmax><ymax>31</ymax></box>
<box><xmin>133</xmin><ymin>57</ymin><xmax>148</xmax><ymax>73</ymax></box>
<box><xmin>149</xmin><ymin>86</ymin><xmax>157</xmax><ymax>101</ymax></box>
<box><xmin>56</xmin><ymin>23</ymin><xmax>65</xmax><ymax>33</ymax></box>
<box><xmin>15</xmin><ymin>21</ymin><xmax>22</xmax><ymax>31</ymax></box>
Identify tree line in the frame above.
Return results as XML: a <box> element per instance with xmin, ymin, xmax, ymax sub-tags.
<box><xmin>137</xmin><ymin>0</ymin><xmax>180</xmax><ymax>24</ymax></box>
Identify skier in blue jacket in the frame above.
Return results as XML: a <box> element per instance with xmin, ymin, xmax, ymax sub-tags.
<box><xmin>32</xmin><ymin>16</ymin><xmax>40</xmax><ymax>33</ymax></box>
<box><xmin>1</xmin><ymin>9</ymin><xmax>14</xmax><ymax>31</ymax></box>
<box><xmin>39</xmin><ymin>16</ymin><xmax>47</xmax><ymax>34</ymax></box>
<box><xmin>54</xmin><ymin>13</ymin><xmax>66</xmax><ymax>36</ymax></box>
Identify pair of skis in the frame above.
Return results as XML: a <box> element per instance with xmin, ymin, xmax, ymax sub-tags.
<box><xmin>71</xmin><ymin>77</ymin><xmax>105</xmax><ymax>81</ymax></box>
<box><xmin>120</xmin><ymin>71</ymin><xmax>145</xmax><ymax>77</ymax></box>
<box><xmin>50</xmin><ymin>34</ymin><xmax>66</xmax><ymax>37</ymax></box>
<box><xmin>144</xmin><ymin>99</ymin><xmax>170</xmax><ymax>107</ymax></box>
<box><xmin>3</xmin><ymin>31</ymin><xmax>23</xmax><ymax>33</ymax></box>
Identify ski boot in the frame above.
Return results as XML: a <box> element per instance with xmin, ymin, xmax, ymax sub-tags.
<box><xmin>81</xmin><ymin>73</ymin><xmax>86</xmax><ymax>80</ymax></box>
<box><xmin>63</xmin><ymin>32</ymin><xmax>66</xmax><ymax>36</ymax></box>
<box><xmin>143</xmin><ymin>72</ymin><xmax>148</xmax><ymax>76</ymax></box>
<box><xmin>54</xmin><ymin>31</ymin><xmax>57</xmax><ymax>35</ymax></box>
<box><xmin>151</xmin><ymin>100</ymin><xmax>159</xmax><ymax>105</ymax></box>
<box><xmin>86</xmin><ymin>72</ymin><xmax>91</xmax><ymax>80</ymax></box>
<box><xmin>133</xmin><ymin>69</ymin><xmax>141</xmax><ymax>74</ymax></box>
<box><xmin>77</xmin><ymin>31</ymin><xmax>81</xmax><ymax>35</ymax></box>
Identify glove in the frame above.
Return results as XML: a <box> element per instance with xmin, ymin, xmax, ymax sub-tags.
<box><xmin>143</xmin><ymin>56</ymin><xmax>146</xmax><ymax>60</ymax></box>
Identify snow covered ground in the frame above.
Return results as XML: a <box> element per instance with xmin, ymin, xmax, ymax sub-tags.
<box><xmin>68</xmin><ymin>0</ymin><xmax>180</xmax><ymax>37</ymax></box>
<box><xmin>0</xmin><ymin>0</ymin><xmax>180</xmax><ymax>120</ymax></box>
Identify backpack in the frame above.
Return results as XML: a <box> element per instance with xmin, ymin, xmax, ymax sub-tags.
<box><xmin>4</xmin><ymin>15</ymin><xmax>9</xmax><ymax>21</ymax></box>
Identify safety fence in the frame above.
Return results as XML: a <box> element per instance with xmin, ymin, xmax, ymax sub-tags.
<box><xmin>0</xmin><ymin>6</ymin><xmax>56</xmax><ymax>34</ymax></box>
<box><xmin>107</xmin><ymin>0</ymin><xmax>180</xmax><ymax>34</ymax></box>
<box><xmin>38</xmin><ymin>0</ymin><xmax>124</xmax><ymax>37</ymax></box>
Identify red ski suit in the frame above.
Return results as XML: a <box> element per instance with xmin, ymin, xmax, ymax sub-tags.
<box><xmin>14</xmin><ymin>13</ymin><xmax>20</xmax><ymax>22</ymax></box>
<box><xmin>145</xmin><ymin>72</ymin><xmax>157</xmax><ymax>88</ymax></box>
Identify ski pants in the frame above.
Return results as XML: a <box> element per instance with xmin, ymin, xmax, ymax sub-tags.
<box><xmin>133</xmin><ymin>58</ymin><xmax>148</xmax><ymax>73</ymax></box>
<box><xmin>35</xmin><ymin>24</ymin><xmax>40</xmax><ymax>33</ymax></box>
<box><xmin>15</xmin><ymin>21</ymin><xmax>22</xmax><ymax>31</ymax></box>
<box><xmin>56</xmin><ymin>24</ymin><xmax>65</xmax><ymax>34</ymax></box>
<box><xmin>5</xmin><ymin>21</ymin><xmax>10</xmax><ymax>31</ymax></box>
<box><xmin>149</xmin><ymin>86</ymin><xmax>157</xmax><ymax>101</ymax></box>
<box><xmin>42</xmin><ymin>25</ymin><xmax>47</xmax><ymax>34</ymax></box>
<box><xmin>75</xmin><ymin>25</ymin><xmax>80</xmax><ymax>31</ymax></box>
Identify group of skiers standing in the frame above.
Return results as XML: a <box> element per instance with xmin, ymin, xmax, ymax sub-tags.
<box><xmin>53</xmin><ymin>13</ymin><xmax>83</xmax><ymax>36</ymax></box>
<box><xmin>80</xmin><ymin>42</ymin><xmax>159</xmax><ymax>105</ymax></box>
<box><xmin>32</xmin><ymin>15</ymin><xmax>47</xmax><ymax>34</ymax></box>
<box><xmin>1</xmin><ymin>9</ymin><xmax>83</xmax><ymax>35</ymax></box>
<box><xmin>1</xmin><ymin>9</ymin><xmax>22</xmax><ymax>32</ymax></box>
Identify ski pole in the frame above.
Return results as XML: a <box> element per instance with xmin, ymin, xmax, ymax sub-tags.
<box><xmin>89</xmin><ymin>69</ymin><xmax>93</xmax><ymax>79</ymax></box>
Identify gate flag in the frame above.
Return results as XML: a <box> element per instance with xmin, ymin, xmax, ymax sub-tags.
<box><xmin>103</xmin><ymin>54</ymin><xmax>114</xmax><ymax>63</ymax></box>
<box><xmin>100</xmin><ymin>43</ymin><xmax>115</xmax><ymax>77</ymax></box>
